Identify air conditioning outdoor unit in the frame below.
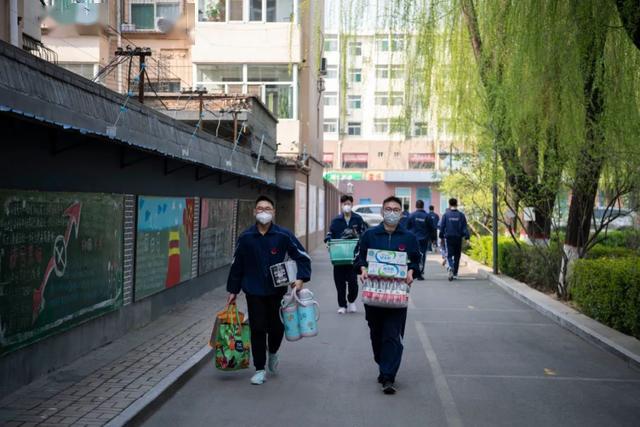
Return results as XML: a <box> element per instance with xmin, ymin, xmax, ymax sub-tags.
<box><xmin>156</xmin><ymin>17</ymin><xmax>175</xmax><ymax>33</ymax></box>
<box><xmin>121</xmin><ymin>23</ymin><xmax>136</xmax><ymax>32</ymax></box>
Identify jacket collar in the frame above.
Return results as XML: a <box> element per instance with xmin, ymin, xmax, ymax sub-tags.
<box><xmin>249</xmin><ymin>223</ymin><xmax>277</xmax><ymax>235</ymax></box>
<box><xmin>372</xmin><ymin>223</ymin><xmax>407</xmax><ymax>235</ymax></box>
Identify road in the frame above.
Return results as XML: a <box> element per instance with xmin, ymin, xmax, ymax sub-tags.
<box><xmin>140</xmin><ymin>249</ymin><xmax>640</xmax><ymax>427</ymax></box>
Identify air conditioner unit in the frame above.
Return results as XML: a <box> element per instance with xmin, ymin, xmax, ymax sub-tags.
<box><xmin>156</xmin><ymin>17</ymin><xmax>175</xmax><ymax>33</ymax></box>
<box><xmin>121</xmin><ymin>23</ymin><xmax>136</xmax><ymax>32</ymax></box>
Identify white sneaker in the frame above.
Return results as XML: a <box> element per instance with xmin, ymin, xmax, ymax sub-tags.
<box><xmin>347</xmin><ymin>303</ymin><xmax>357</xmax><ymax>313</ymax></box>
<box><xmin>268</xmin><ymin>353</ymin><xmax>279</xmax><ymax>374</ymax></box>
<box><xmin>337</xmin><ymin>307</ymin><xmax>346</xmax><ymax>314</ymax></box>
<box><xmin>251</xmin><ymin>370</ymin><xmax>266</xmax><ymax>385</ymax></box>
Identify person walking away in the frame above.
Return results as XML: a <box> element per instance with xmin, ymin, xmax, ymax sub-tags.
<box><xmin>227</xmin><ymin>196</ymin><xmax>312</xmax><ymax>385</ymax></box>
<box><xmin>399</xmin><ymin>204</ymin><xmax>410</xmax><ymax>229</ymax></box>
<box><xmin>325</xmin><ymin>195</ymin><xmax>367</xmax><ymax>314</ymax></box>
<box><xmin>439</xmin><ymin>198</ymin><xmax>469</xmax><ymax>281</ymax></box>
<box><xmin>355</xmin><ymin>196</ymin><xmax>421</xmax><ymax>395</ymax></box>
<box><xmin>407</xmin><ymin>200</ymin><xmax>431</xmax><ymax>281</ymax></box>
<box><xmin>426</xmin><ymin>205</ymin><xmax>440</xmax><ymax>253</ymax></box>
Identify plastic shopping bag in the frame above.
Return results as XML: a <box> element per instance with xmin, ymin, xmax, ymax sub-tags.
<box><xmin>209</xmin><ymin>303</ymin><xmax>251</xmax><ymax>371</ymax></box>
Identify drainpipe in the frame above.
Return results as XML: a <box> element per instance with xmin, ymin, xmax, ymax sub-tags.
<box><xmin>117</xmin><ymin>0</ymin><xmax>123</xmax><ymax>93</ymax></box>
<box><xmin>10</xmin><ymin>0</ymin><xmax>19</xmax><ymax>47</ymax></box>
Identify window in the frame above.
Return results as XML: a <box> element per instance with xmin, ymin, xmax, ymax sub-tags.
<box><xmin>199</xmin><ymin>0</ymin><xmax>226</xmax><ymax>21</ymax></box>
<box><xmin>197</xmin><ymin>64</ymin><xmax>243</xmax><ymax>82</ymax></box>
<box><xmin>375</xmin><ymin>65</ymin><xmax>389</xmax><ymax>79</ymax></box>
<box><xmin>324</xmin><ymin>92</ymin><xmax>337</xmax><ymax>106</ymax></box>
<box><xmin>394</xmin><ymin>152</ymin><xmax>400</xmax><ymax>158</ymax></box>
<box><xmin>348</xmin><ymin>41</ymin><xmax>362</xmax><ymax>56</ymax></box>
<box><xmin>376</xmin><ymin>35</ymin><xmax>389</xmax><ymax>52</ymax></box>
<box><xmin>377</xmin><ymin>151</ymin><xmax>384</xmax><ymax>158</ymax></box>
<box><xmin>229</xmin><ymin>0</ymin><xmax>243</xmax><ymax>20</ymax></box>
<box><xmin>413</xmin><ymin>122</ymin><xmax>428</xmax><ymax>136</ymax></box>
<box><xmin>348</xmin><ymin>68</ymin><xmax>362</xmax><ymax>83</ymax></box>
<box><xmin>390</xmin><ymin>117</ymin><xmax>405</xmax><ymax>133</ymax></box>
<box><xmin>375</xmin><ymin>93</ymin><xmax>388</xmax><ymax>106</ymax></box>
<box><xmin>390</xmin><ymin>65</ymin><xmax>403</xmax><ymax>79</ymax></box>
<box><xmin>250</xmin><ymin>0</ymin><xmax>263</xmax><ymax>20</ymax></box>
<box><xmin>391</xmin><ymin>93</ymin><xmax>403</xmax><ymax>106</ymax></box>
<box><xmin>324</xmin><ymin>37</ymin><xmax>338</xmax><ymax>52</ymax></box>
<box><xmin>60</xmin><ymin>63</ymin><xmax>97</xmax><ymax>80</ymax></box>
<box><xmin>267</xmin><ymin>0</ymin><xmax>294</xmax><ymax>22</ymax></box>
<box><xmin>131</xmin><ymin>1</ymin><xmax>180</xmax><ymax>29</ymax></box>
<box><xmin>391</xmin><ymin>35</ymin><xmax>404</xmax><ymax>51</ymax></box>
<box><xmin>323</xmin><ymin>153</ymin><xmax>334</xmax><ymax>168</ymax></box>
<box><xmin>374</xmin><ymin>119</ymin><xmax>389</xmax><ymax>133</ymax></box>
<box><xmin>347</xmin><ymin>95</ymin><xmax>361</xmax><ymax>110</ymax></box>
<box><xmin>326</xmin><ymin>65</ymin><xmax>338</xmax><ymax>79</ymax></box>
<box><xmin>409</xmin><ymin>153</ymin><xmax>436</xmax><ymax>169</ymax></box>
<box><xmin>195</xmin><ymin>63</ymin><xmax>296</xmax><ymax>119</ymax></box>
<box><xmin>347</xmin><ymin>122</ymin><xmax>361</xmax><ymax>136</ymax></box>
<box><xmin>323</xmin><ymin>119</ymin><xmax>338</xmax><ymax>133</ymax></box>
<box><xmin>342</xmin><ymin>153</ymin><xmax>368</xmax><ymax>168</ymax></box>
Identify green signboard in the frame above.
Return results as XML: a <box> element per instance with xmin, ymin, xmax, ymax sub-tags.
<box><xmin>135</xmin><ymin>196</ymin><xmax>196</xmax><ymax>300</ymax></box>
<box><xmin>199</xmin><ymin>199</ymin><xmax>235</xmax><ymax>275</ymax></box>
<box><xmin>323</xmin><ymin>171</ymin><xmax>364</xmax><ymax>181</ymax></box>
<box><xmin>0</xmin><ymin>190</ymin><xmax>123</xmax><ymax>355</ymax></box>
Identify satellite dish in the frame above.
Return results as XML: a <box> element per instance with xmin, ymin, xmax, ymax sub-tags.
<box><xmin>156</xmin><ymin>17</ymin><xmax>176</xmax><ymax>33</ymax></box>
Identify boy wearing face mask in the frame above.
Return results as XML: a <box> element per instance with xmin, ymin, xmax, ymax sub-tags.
<box><xmin>227</xmin><ymin>196</ymin><xmax>312</xmax><ymax>385</ymax></box>
<box><xmin>325</xmin><ymin>195</ymin><xmax>367</xmax><ymax>314</ymax></box>
<box><xmin>354</xmin><ymin>196</ymin><xmax>421</xmax><ymax>395</ymax></box>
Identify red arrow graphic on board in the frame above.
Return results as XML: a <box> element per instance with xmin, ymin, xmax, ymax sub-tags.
<box><xmin>32</xmin><ymin>202</ymin><xmax>82</xmax><ymax>324</ymax></box>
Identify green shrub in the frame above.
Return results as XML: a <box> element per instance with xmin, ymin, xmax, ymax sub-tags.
<box><xmin>585</xmin><ymin>244</ymin><xmax>637</xmax><ymax>259</ymax></box>
<box><xmin>597</xmin><ymin>229</ymin><xmax>640</xmax><ymax>250</ymax></box>
<box><xmin>570</xmin><ymin>257</ymin><xmax>640</xmax><ymax>339</ymax></box>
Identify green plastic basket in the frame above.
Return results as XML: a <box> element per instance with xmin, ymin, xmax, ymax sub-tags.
<box><xmin>328</xmin><ymin>239</ymin><xmax>358</xmax><ymax>266</ymax></box>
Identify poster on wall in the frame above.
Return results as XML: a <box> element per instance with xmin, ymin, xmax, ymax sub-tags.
<box><xmin>236</xmin><ymin>200</ymin><xmax>256</xmax><ymax>237</ymax></box>
<box><xmin>309</xmin><ymin>185</ymin><xmax>317</xmax><ymax>233</ymax></box>
<box><xmin>135</xmin><ymin>196</ymin><xmax>195</xmax><ymax>300</ymax></box>
<box><xmin>0</xmin><ymin>190</ymin><xmax>123</xmax><ymax>355</ymax></box>
<box><xmin>199</xmin><ymin>199</ymin><xmax>235</xmax><ymax>275</ymax></box>
<box><xmin>318</xmin><ymin>188</ymin><xmax>325</xmax><ymax>232</ymax></box>
<box><xmin>295</xmin><ymin>181</ymin><xmax>307</xmax><ymax>237</ymax></box>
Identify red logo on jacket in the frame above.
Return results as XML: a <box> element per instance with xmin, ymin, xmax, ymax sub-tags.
<box><xmin>270</xmin><ymin>247</ymin><xmax>278</xmax><ymax>255</ymax></box>
<box><xmin>398</xmin><ymin>244</ymin><xmax>406</xmax><ymax>251</ymax></box>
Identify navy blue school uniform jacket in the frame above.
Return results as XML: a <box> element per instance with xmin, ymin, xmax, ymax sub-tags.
<box><xmin>227</xmin><ymin>223</ymin><xmax>312</xmax><ymax>296</ymax></box>
<box><xmin>324</xmin><ymin>212</ymin><xmax>367</xmax><ymax>242</ymax></box>
<box><xmin>353</xmin><ymin>223</ymin><xmax>421</xmax><ymax>275</ymax></box>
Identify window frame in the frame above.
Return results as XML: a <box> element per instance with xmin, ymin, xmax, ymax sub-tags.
<box><xmin>347</xmin><ymin>95</ymin><xmax>362</xmax><ymax>110</ymax></box>
<box><xmin>347</xmin><ymin>121</ymin><xmax>362</xmax><ymax>136</ymax></box>
<box><xmin>348</xmin><ymin>41</ymin><xmax>362</xmax><ymax>56</ymax></box>
<box><xmin>348</xmin><ymin>68</ymin><xmax>362</xmax><ymax>83</ymax></box>
<box><xmin>323</xmin><ymin>91</ymin><xmax>338</xmax><ymax>106</ymax></box>
<box><xmin>197</xmin><ymin>0</ymin><xmax>297</xmax><ymax>24</ymax></box>
<box><xmin>323</xmin><ymin>119</ymin><xmax>338</xmax><ymax>134</ymax></box>
<box><xmin>130</xmin><ymin>1</ymin><xmax>181</xmax><ymax>31</ymax></box>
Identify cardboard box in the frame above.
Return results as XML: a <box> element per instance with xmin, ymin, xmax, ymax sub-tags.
<box><xmin>366</xmin><ymin>249</ymin><xmax>408</xmax><ymax>265</ymax></box>
<box><xmin>270</xmin><ymin>260</ymin><xmax>298</xmax><ymax>287</ymax></box>
<box><xmin>367</xmin><ymin>262</ymin><xmax>408</xmax><ymax>279</ymax></box>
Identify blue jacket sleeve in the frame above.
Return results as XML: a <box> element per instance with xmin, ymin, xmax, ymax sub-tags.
<box><xmin>407</xmin><ymin>214</ymin><xmax>415</xmax><ymax>231</ymax></box>
<box><xmin>325</xmin><ymin>217</ymin><xmax>339</xmax><ymax>242</ymax></box>
<box><xmin>286</xmin><ymin>232</ymin><xmax>312</xmax><ymax>282</ymax></box>
<box><xmin>439</xmin><ymin>213</ymin><xmax>447</xmax><ymax>239</ymax></box>
<box><xmin>226</xmin><ymin>239</ymin><xmax>244</xmax><ymax>294</ymax></box>
<box><xmin>462</xmin><ymin>214</ymin><xmax>470</xmax><ymax>239</ymax></box>
<box><xmin>353</xmin><ymin>231</ymin><xmax>370</xmax><ymax>274</ymax></box>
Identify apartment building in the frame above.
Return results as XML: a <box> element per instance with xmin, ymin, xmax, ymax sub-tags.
<box><xmin>1</xmin><ymin>0</ymin><xmax>54</xmax><ymax>60</ymax></box>
<box><xmin>322</xmin><ymin>1</ymin><xmax>459</xmax><ymax>214</ymax></box>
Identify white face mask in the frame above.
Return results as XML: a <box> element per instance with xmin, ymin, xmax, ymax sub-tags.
<box><xmin>342</xmin><ymin>204</ymin><xmax>352</xmax><ymax>214</ymax></box>
<box><xmin>256</xmin><ymin>212</ymin><xmax>273</xmax><ymax>225</ymax></box>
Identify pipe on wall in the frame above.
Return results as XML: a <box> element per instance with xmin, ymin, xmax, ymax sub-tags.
<box><xmin>10</xmin><ymin>0</ymin><xmax>19</xmax><ymax>47</ymax></box>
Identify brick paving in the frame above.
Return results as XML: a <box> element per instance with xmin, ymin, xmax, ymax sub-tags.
<box><xmin>0</xmin><ymin>284</ymin><xmax>231</xmax><ymax>427</ymax></box>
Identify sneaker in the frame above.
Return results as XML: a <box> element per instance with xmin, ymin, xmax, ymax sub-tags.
<box><xmin>417</xmin><ymin>276</ymin><xmax>425</xmax><ymax>281</ymax></box>
<box><xmin>347</xmin><ymin>303</ymin><xmax>357</xmax><ymax>313</ymax></box>
<box><xmin>377</xmin><ymin>374</ymin><xmax>384</xmax><ymax>384</ymax></box>
<box><xmin>442</xmin><ymin>259</ymin><xmax>447</xmax><ymax>267</ymax></box>
<box><xmin>453</xmin><ymin>275</ymin><xmax>458</xmax><ymax>280</ymax></box>
<box><xmin>382</xmin><ymin>381</ymin><xmax>397</xmax><ymax>395</ymax></box>
<box><xmin>251</xmin><ymin>370</ymin><xmax>266</xmax><ymax>385</ymax></box>
<box><xmin>337</xmin><ymin>307</ymin><xmax>346</xmax><ymax>314</ymax></box>
<box><xmin>268</xmin><ymin>353</ymin><xmax>279</xmax><ymax>374</ymax></box>
<box><xmin>448</xmin><ymin>270</ymin><xmax>454</xmax><ymax>282</ymax></box>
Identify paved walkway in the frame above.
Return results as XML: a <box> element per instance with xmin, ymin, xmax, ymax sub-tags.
<box><xmin>141</xmin><ymin>249</ymin><xmax>640</xmax><ymax>427</ymax></box>
<box><xmin>0</xmin><ymin>284</ymin><xmax>231</xmax><ymax>426</ymax></box>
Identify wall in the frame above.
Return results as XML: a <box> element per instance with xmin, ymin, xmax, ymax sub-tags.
<box><xmin>346</xmin><ymin>181</ymin><xmax>443</xmax><ymax>214</ymax></box>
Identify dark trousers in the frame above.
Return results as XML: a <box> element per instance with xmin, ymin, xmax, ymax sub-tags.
<box><xmin>446</xmin><ymin>237</ymin><xmax>463</xmax><ymax>275</ymax></box>
<box><xmin>427</xmin><ymin>234</ymin><xmax>438</xmax><ymax>252</ymax></box>
<box><xmin>364</xmin><ymin>305</ymin><xmax>408</xmax><ymax>382</ymax></box>
<box><xmin>418</xmin><ymin>238</ymin><xmax>428</xmax><ymax>277</ymax></box>
<box><xmin>333</xmin><ymin>265</ymin><xmax>358</xmax><ymax>308</ymax></box>
<box><xmin>246</xmin><ymin>294</ymin><xmax>284</xmax><ymax>371</ymax></box>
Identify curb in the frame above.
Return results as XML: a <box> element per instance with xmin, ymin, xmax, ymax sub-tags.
<box><xmin>105</xmin><ymin>345</ymin><xmax>212</xmax><ymax>427</ymax></box>
<box><xmin>462</xmin><ymin>255</ymin><xmax>640</xmax><ymax>370</ymax></box>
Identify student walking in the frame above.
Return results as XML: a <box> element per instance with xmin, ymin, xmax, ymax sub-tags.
<box><xmin>426</xmin><ymin>205</ymin><xmax>440</xmax><ymax>252</ymax></box>
<box><xmin>325</xmin><ymin>195</ymin><xmax>367</xmax><ymax>314</ymax></box>
<box><xmin>227</xmin><ymin>196</ymin><xmax>312</xmax><ymax>385</ymax></box>
<box><xmin>439</xmin><ymin>198</ymin><xmax>469</xmax><ymax>281</ymax></box>
<box><xmin>407</xmin><ymin>200</ymin><xmax>431</xmax><ymax>280</ymax></box>
<box><xmin>355</xmin><ymin>196</ymin><xmax>421</xmax><ymax>395</ymax></box>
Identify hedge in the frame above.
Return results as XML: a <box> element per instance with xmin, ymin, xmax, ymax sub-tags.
<box><xmin>569</xmin><ymin>257</ymin><xmax>640</xmax><ymax>339</ymax></box>
<box><xmin>585</xmin><ymin>244</ymin><xmax>638</xmax><ymax>259</ymax></box>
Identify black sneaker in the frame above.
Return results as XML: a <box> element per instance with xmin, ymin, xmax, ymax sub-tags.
<box><xmin>417</xmin><ymin>276</ymin><xmax>425</xmax><ymax>281</ymax></box>
<box><xmin>382</xmin><ymin>381</ymin><xmax>397</xmax><ymax>395</ymax></box>
<box><xmin>377</xmin><ymin>374</ymin><xmax>384</xmax><ymax>384</ymax></box>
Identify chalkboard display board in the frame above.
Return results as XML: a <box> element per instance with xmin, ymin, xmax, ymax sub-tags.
<box><xmin>236</xmin><ymin>200</ymin><xmax>256</xmax><ymax>238</ymax></box>
<box><xmin>199</xmin><ymin>199</ymin><xmax>235</xmax><ymax>275</ymax></box>
<box><xmin>135</xmin><ymin>196</ymin><xmax>195</xmax><ymax>300</ymax></box>
<box><xmin>0</xmin><ymin>190</ymin><xmax>123</xmax><ymax>355</ymax></box>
